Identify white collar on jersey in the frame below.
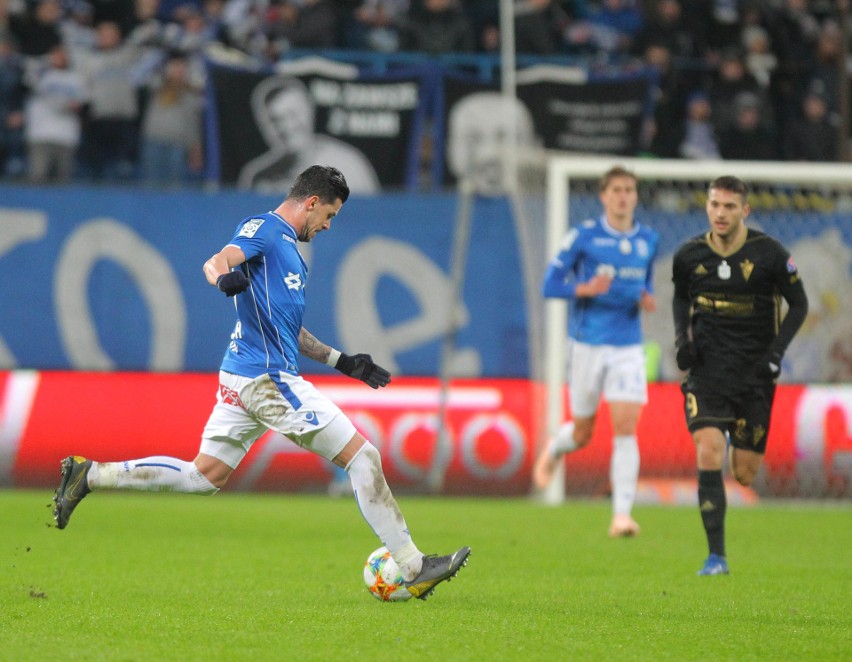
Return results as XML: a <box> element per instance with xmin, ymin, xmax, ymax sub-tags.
<box><xmin>599</xmin><ymin>214</ymin><xmax>640</xmax><ymax>238</ymax></box>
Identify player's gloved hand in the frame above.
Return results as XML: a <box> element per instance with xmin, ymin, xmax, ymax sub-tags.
<box><xmin>335</xmin><ymin>353</ymin><xmax>391</xmax><ymax>389</ymax></box>
<box><xmin>217</xmin><ymin>271</ymin><xmax>249</xmax><ymax>297</ymax></box>
<box><xmin>756</xmin><ymin>350</ymin><xmax>783</xmax><ymax>380</ymax></box>
<box><xmin>675</xmin><ymin>337</ymin><xmax>698</xmax><ymax>371</ymax></box>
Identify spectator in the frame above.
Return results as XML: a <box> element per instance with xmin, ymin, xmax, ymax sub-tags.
<box><xmin>9</xmin><ymin>0</ymin><xmax>63</xmax><ymax>57</ymax></box>
<box><xmin>741</xmin><ymin>25</ymin><xmax>776</xmax><ymax>90</ymax></box>
<box><xmin>140</xmin><ymin>52</ymin><xmax>204</xmax><ymax>187</ymax></box>
<box><xmin>514</xmin><ymin>0</ymin><xmax>565</xmax><ymax>55</ymax></box>
<box><xmin>782</xmin><ymin>85</ymin><xmax>838</xmax><ymax>162</ymax></box>
<box><xmin>23</xmin><ymin>44</ymin><xmax>88</xmax><ymax>184</ymax></box>
<box><xmin>584</xmin><ymin>0</ymin><xmax>643</xmax><ymax>55</ymax></box>
<box><xmin>678</xmin><ymin>90</ymin><xmax>720</xmax><ymax>160</ymax></box>
<box><xmin>642</xmin><ymin>41</ymin><xmax>692</xmax><ymax>157</ymax></box>
<box><xmin>718</xmin><ymin>91</ymin><xmax>777</xmax><ymax>160</ymax></box>
<box><xmin>264</xmin><ymin>0</ymin><xmax>338</xmax><ymax>59</ymax></box>
<box><xmin>397</xmin><ymin>0</ymin><xmax>474</xmax><ymax>55</ymax></box>
<box><xmin>633</xmin><ymin>0</ymin><xmax>706</xmax><ymax>59</ymax></box>
<box><xmin>0</xmin><ymin>29</ymin><xmax>25</xmax><ymax>177</ymax></box>
<box><xmin>709</xmin><ymin>47</ymin><xmax>766</xmax><ymax>134</ymax></box>
<box><xmin>342</xmin><ymin>0</ymin><xmax>409</xmax><ymax>52</ymax></box>
<box><xmin>60</xmin><ymin>1</ymin><xmax>98</xmax><ymax>57</ymax></box>
<box><xmin>77</xmin><ymin>20</ymin><xmax>147</xmax><ymax>181</ymax></box>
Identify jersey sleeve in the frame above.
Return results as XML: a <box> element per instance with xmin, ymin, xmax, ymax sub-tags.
<box><xmin>769</xmin><ymin>241</ymin><xmax>808</xmax><ymax>356</ymax></box>
<box><xmin>227</xmin><ymin>216</ymin><xmax>273</xmax><ymax>261</ymax></box>
<box><xmin>542</xmin><ymin>227</ymin><xmax>584</xmax><ymax>299</ymax></box>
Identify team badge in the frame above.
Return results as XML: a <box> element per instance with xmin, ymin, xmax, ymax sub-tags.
<box><xmin>636</xmin><ymin>239</ymin><xmax>648</xmax><ymax>258</ymax></box>
<box><xmin>740</xmin><ymin>259</ymin><xmax>754</xmax><ymax>282</ymax></box>
<box><xmin>786</xmin><ymin>257</ymin><xmax>798</xmax><ymax>273</ymax></box>
<box><xmin>619</xmin><ymin>238</ymin><xmax>632</xmax><ymax>254</ymax></box>
<box><xmin>717</xmin><ymin>260</ymin><xmax>731</xmax><ymax>280</ymax></box>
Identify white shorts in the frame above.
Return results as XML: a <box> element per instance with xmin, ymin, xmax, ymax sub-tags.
<box><xmin>567</xmin><ymin>341</ymin><xmax>647</xmax><ymax>418</ymax></box>
<box><xmin>200</xmin><ymin>371</ymin><xmax>357</xmax><ymax>469</ymax></box>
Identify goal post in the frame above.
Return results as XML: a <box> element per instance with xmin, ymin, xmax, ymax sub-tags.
<box><xmin>526</xmin><ymin>153</ymin><xmax>852</xmax><ymax>503</ymax></box>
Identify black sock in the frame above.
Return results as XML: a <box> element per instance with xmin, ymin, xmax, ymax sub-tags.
<box><xmin>698</xmin><ymin>470</ymin><xmax>726</xmax><ymax>557</ymax></box>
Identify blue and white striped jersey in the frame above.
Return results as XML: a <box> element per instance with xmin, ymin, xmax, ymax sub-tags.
<box><xmin>219</xmin><ymin>211</ymin><xmax>306</xmax><ymax>378</ymax></box>
<box><xmin>543</xmin><ymin>215</ymin><xmax>659</xmax><ymax>346</ymax></box>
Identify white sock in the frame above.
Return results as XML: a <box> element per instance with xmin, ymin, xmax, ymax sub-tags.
<box><xmin>346</xmin><ymin>442</ymin><xmax>423</xmax><ymax>581</ymax></box>
<box><xmin>89</xmin><ymin>457</ymin><xmax>218</xmax><ymax>495</ymax></box>
<box><xmin>611</xmin><ymin>435</ymin><xmax>640</xmax><ymax>516</ymax></box>
<box><xmin>552</xmin><ymin>421</ymin><xmax>577</xmax><ymax>457</ymax></box>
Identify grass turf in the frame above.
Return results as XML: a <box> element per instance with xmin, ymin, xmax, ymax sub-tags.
<box><xmin>1</xmin><ymin>490</ymin><xmax>850</xmax><ymax>661</ymax></box>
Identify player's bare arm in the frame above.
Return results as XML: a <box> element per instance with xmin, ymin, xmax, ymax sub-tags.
<box><xmin>203</xmin><ymin>245</ymin><xmax>247</xmax><ymax>285</ymax></box>
<box><xmin>204</xmin><ymin>245</ymin><xmax>249</xmax><ymax>297</ymax></box>
<box><xmin>298</xmin><ymin>327</ymin><xmax>334</xmax><ymax>364</ymax></box>
<box><xmin>299</xmin><ymin>327</ymin><xmax>391</xmax><ymax>389</ymax></box>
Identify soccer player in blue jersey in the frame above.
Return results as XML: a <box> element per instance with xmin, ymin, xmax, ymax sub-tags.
<box><xmin>53</xmin><ymin>165</ymin><xmax>469</xmax><ymax>600</ymax></box>
<box><xmin>533</xmin><ymin>166</ymin><xmax>659</xmax><ymax>537</ymax></box>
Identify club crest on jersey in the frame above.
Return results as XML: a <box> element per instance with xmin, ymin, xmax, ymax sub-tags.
<box><xmin>284</xmin><ymin>272</ymin><xmax>302</xmax><ymax>290</ymax></box>
<box><xmin>786</xmin><ymin>257</ymin><xmax>798</xmax><ymax>273</ymax></box>
<box><xmin>740</xmin><ymin>259</ymin><xmax>754</xmax><ymax>282</ymax></box>
<box><xmin>636</xmin><ymin>239</ymin><xmax>648</xmax><ymax>258</ymax></box>
<box><xmin>239</xmin><ymin>218</ymin><xmax>265</xmax><ymax>238</ymax></box>
<box><xmin>717</xmin><ymin>260</ymin><xmax>731</xmax><ymax>280</ymax></box>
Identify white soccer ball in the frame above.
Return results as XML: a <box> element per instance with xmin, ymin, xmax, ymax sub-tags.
<box><xmin>363</xmin><ymin>546</ymin><xmax>411</xmax><ymax>602</ymax></box>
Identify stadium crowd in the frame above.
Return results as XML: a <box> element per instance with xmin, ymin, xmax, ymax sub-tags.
<box><xmin>0</xmin><ymin>0</ymin><xmax>848</xmax><ymax>187</ymax></box>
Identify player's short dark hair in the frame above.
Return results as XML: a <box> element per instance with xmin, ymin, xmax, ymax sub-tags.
<box><xmin>708</xmin><ymin>175</ymin><xmax>748</xmax><ymax>201</ymax></box>
<box><xmin>599</xmin><ymin>166</ymin><xmax>638</xmax><ymax>192</ymax></box>
<box><xmin>288</xmin><ymin>165</ymin><xmax>350</xmax><ymax>204</ymax></box>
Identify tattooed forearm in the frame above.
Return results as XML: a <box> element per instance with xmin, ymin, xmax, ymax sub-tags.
<box><xmin>298</xmin><ymin>327</ymin><xmax>331</xmax><ymax>363</ymax></box>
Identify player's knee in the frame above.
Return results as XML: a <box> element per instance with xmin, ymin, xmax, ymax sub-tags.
<box><xmin>732</xmin><ymin>466</ymin><xmax>756</xmax><ymax>487</ymax></box>
<box><xmin>346</xmin><ymin>440</ymin><xmax>382</xmax><ymax>473</ymax></box>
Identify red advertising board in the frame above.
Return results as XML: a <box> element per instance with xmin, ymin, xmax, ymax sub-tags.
<box><xmin>1</xmin><ymin>371</ymin><xmax>849</xmax><ymax>497</ymax></box>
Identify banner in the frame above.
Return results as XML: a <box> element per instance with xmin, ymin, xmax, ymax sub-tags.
<box><xmin>440</xmin><ymin>68</ymin><xmax>654</xmax><ymax>188</ymax></box>
<box><xmin>4</xmin><ymin>371</ymin><xmax>850</xmax><ymax>498</ymax></box>
<box><xmin>207</xmin><ymin>60</ymin><xmax>431</xmax><ymax>192</ymax></box>
<box><xmin>1</xmin><ymin>185</ymin><xmax>850</xmax><ymax>382</ymax></box>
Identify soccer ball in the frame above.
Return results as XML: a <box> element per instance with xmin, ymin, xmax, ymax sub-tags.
<box><xmin>363</xmin><ymin>546</ymin><xmax>411</xmax><ymax>602</ymax></box>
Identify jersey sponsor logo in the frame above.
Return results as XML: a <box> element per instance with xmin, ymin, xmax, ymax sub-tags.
<box><xmin>740</xmin><ymin>259</ymin><xmax>754</xmax><ymax>282</ymax></box>
<box><xmin>284</xmin><ymin>272</ymin><xmax>302</xmax><ymax>290</ymax></box>
<box><xmin>229</xmin><ymin>340</ymin><xmax>238</xmax><ymax>353</ymax></box>
<box><xmin>282</xmin><ymin>233</ymin><xmax>295</xmax><ymax>245</ymax></box>
<box><xmin>239</xmin><ymin>218</ymin><xmax>265</xmax><ymax>238</ymax></box>
<box><xmin>617</xmin><ymin>266</ymin><xmax>646</xmax><ymax>280</ymax></box>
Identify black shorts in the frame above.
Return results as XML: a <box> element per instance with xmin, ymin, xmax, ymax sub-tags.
<box><xmin>680</xmin><ymin>379</ymin><xmax>776</xmax><ymax>454</ymax></box>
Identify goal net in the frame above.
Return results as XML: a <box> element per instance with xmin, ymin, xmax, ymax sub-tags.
<box><xmin>513</xmin><ymin>153</ymin><xmax>852</xmax><ymax>501</ymax></box>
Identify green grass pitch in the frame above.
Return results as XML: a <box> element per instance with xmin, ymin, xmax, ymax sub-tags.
<box><xmin>1</xmin><ymin>490</ymin><xmax>849</xmax><ymax>661</ymax></box>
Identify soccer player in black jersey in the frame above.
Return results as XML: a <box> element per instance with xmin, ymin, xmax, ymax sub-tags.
<box><xmin>672</xmin><ymin>175</ymin><xmax>808</xmax><ymax>576</ymax></box>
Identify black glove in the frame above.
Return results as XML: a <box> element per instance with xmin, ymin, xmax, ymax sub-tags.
<box><xmin>217</xmin><ymin>271</ymin><xmax>249</xmax><ymax>297</ymax></box>
<box><xmin>756</xmin><ymin>350</ymin><xmax>783</xmax><ymax>381</ymax></box>
<box><xmin>335</xmin><ymin>353</ymin><xmax>391</xmax><ymax>389</ymax></box>
<box><xmin>675</xmin><ymin>337</ymin><xmax>698</xmax><ymax>371</ymax></box>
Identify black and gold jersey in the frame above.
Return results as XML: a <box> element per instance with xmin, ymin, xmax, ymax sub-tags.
<box><xmin>672</xmin><ymin>228</ymin><xmax>806</xmax><ymax>391</ymax></box>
